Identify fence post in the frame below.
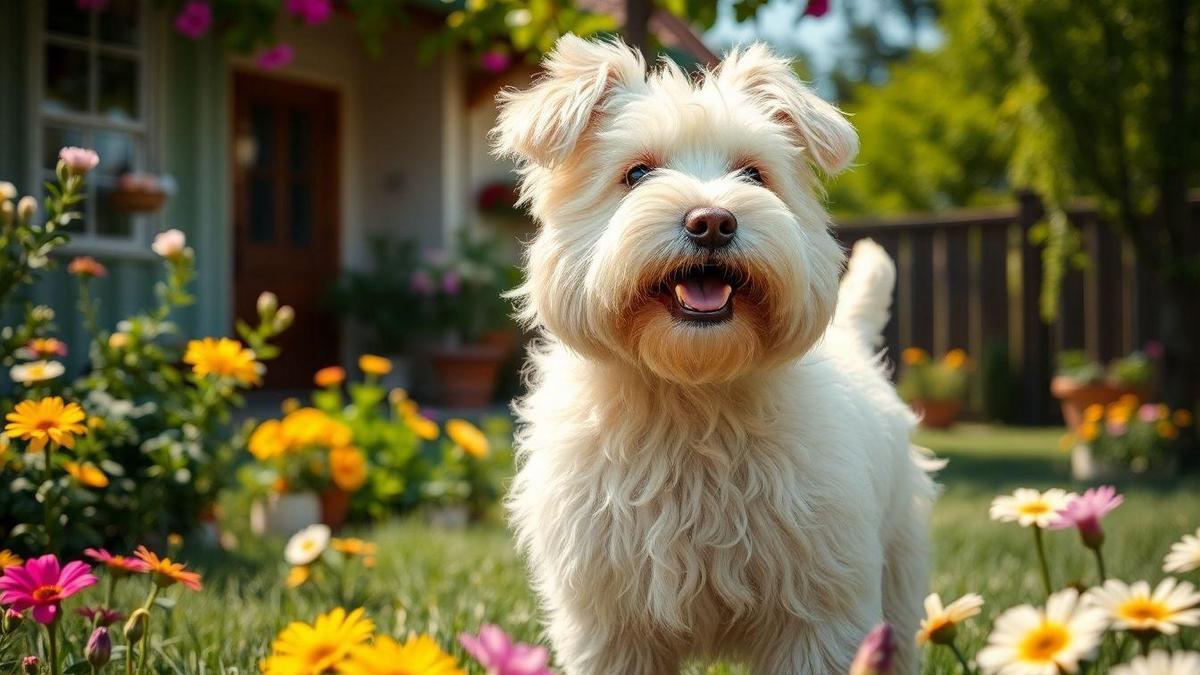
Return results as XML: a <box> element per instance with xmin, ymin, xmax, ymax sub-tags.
<box><xmin>1017</xmin><ymin>190</ymin><xmax>1054</xmax><ymax>424</ymax></box>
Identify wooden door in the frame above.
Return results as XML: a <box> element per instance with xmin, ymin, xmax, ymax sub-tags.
<box><xmin>233</xmin><ymin>73</ymin><xmax>340</xmax><ymax>388</ymax></box>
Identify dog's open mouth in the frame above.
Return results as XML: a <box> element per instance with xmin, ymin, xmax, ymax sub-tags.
<box><xmin>659</xmin><ymin>263</ymin><xmax>744</xmax><ymax>324</ymax></box>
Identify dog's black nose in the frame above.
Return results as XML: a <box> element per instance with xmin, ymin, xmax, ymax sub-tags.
<box><xmin>683</xmin><ymin>207</ymin><xmax>737</xmax><ymax>249</ymax></box>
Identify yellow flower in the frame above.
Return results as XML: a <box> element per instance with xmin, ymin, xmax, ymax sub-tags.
<box><xmin>1173</xmin><ymin>410</ymin><xmax>1193</xmax><ymax>427</ymax></box>
<box><xmin>446</xmin><ymin>419</ymin><xmax>489</xmax><ymax>459</ymax></box>
<box><xmin>916</xmin><ymin>593</ymin><xmax>984</xmax><ymax>646</ymax></box>
<box><xmin>338</xmin><ymin>634</ymin><xmax>464</xmax><ymax>675</ymax></box>
<box><xmin>1086</xmin><ymin>578</ymin><xmax>1200</xmax><ymax>636</ymax></box>
<box><xmin>315</xmin><ymin>366</ymin><xmax>346</xmax><ymax>388</ymax></box>
<box><xmin>331</xmin><ymin>538</ymin><xmax>378</xmax><ymax>557</ymax></box>
<box><xmin>184</xmin><ymin>337</ymin><xmax>261</xmax><ymax>385</ymax></box>
<box><xmin>1158</xmin><ymin>420</ymin><xmax>1179</xmax><ymax>440</ymax></box>
<box><xmin>281</xmin><ymin>397</ymin><xmax>302</xmax><ymax>415</ymax></box>
<box><xmin>1079</xmin><ymin>421</ymin><xmax>1100</xmax><ymax>443</ymax></box>
<box><xmin>168</xmin><ymin>533</ymin><xmax>184</xmax><ymax>548</ymax></box>
<box><xmin>0</xmin><ymin>549</ymin><xmax>22</xmax><ymax>568</ymax></box>
<box><xmin>285</xmin><ymin>566</ymin><xmax>310</xmax><ymax>589</ymax></box>
<box><xmin>250</xmin><ymin>420</ymin><xmax>289</xmax><ymax>461</ymax></box>
<box><xmin>260</xmin><ymin>607</ymin><xmax>375</xmax><ymax>675</ymax></box>
<box><xmin>901</xmin><ymin>347</ymin><xmax>929</xmax><ymax>366</ymax></box>
<box><xmin>1107</xmin><ymin>403</ymin><xmax>1133</xmax><ymax>425</ymax></box>
<box><xmin>330</xmin><ymin>447</ymin><xmax>368</xmax><ymax>491</ymax></box>
<box><xmin>4</xmin><ymin>397</ymin><xmax>87</xmax><ymax>452</ymax></box>
<box><xmin>358</xmin><ymin>355</ymin><xmax>392</xmax><ymax>377</ymax></box>
<box><xmin>406</xmin><ymin>416</ymin><xmax>439</xmax><ymax>442</ymax></box>
<box><xmin>388</xmin><ymin>388</ymin><xmax>409</xmax><ymax>407</ymax></box>
<box><xmin>283</xmin><ymin>409</ymin><xmax>353</xmax><ymax>449</ymax></box>
<box><xmin>108</xmin><ymin>332</ymin><xmax>129</xmax><ymax>349</ymax></box>
<box><xmin>64</xmin><ymin>461</ymin><xmax>109</xmax><ymax>488</ymax></box>
<box><xmin>942</xmin><ymin>349</ymin><xmax>968</xmax><ymax>369</ymax></box>
<box><xmin>1083</xmin><ymin>404</ymin><xmax>1104</xmax><ymax>423</ymax></box>
<box><xmin>1118</xmin><ymin>393</ymin><xmax>1140</xmax><ymax>408</ymax></box>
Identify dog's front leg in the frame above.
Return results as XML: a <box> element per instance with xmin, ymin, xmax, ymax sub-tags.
<box><xmin>745</xmin><ymin>616</ymin><xmax>874</xmax><ymax>675</ymax></box>
<box><xmin>547</xmin><ymin>610</ymin><xmax>683</xmax><ymax>675</ymax></box>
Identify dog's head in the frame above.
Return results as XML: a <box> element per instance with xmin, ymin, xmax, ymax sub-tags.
<box><xmin>495</xmin><ymin>36</ymin><xmax>855</xmax><ymax>385</ymax></box>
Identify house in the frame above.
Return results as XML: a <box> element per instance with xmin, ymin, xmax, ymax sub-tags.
<box><xmin>0</xmin><ymin>0</ymin><xmax>716</xmax><ymax>388</ymax></box>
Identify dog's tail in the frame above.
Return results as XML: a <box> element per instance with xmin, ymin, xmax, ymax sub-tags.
<box><xmin>832</xmin><ymin>238</ymin><xmax>895</xmax><ymax>349</ymax></box>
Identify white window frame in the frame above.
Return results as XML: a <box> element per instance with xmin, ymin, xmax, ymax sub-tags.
<box><xmin>27</xmin><ymin>0</ymin><xmax>162</xmax><ymax>259</ymax></box>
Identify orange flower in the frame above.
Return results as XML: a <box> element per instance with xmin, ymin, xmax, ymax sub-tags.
<box><xmin>901</xmin><ymin>347</ymin><xmax>929</xmax><ymax>366</ymax></box>
<box><xmin>314</xmin><ymin>366</ymin><xmax>346</xmax><ymax>388</ymax></box>
<box><xmin>330</xmin><ymin>447</ymin><xmax>367</xmax><ymax>491</ymax></box>
<box><xmin>942</xmin><ymin>349</ymin><xmax>969</xmax><ymax>369</ymax></box>
<box><xmin>1173</xmin><ymin>410</ymin><xmax>1193</xmax><ymax>428</ymax></box>
<box><xmin>133</xmin><ymin>546</ymin><xmax>202</xmax><ymax>591</ymax></box>
<box><xmin>358</xmin><ymin>354</ymin><xmax>392</xmax><ymax>377</ymax></box>
<box><xmin>1157</xmin><ymin>420</ymin><xmax>1179</xmax><ymax>440</ymax></box>
<box><xmin>331</xmin><ymin>538</ymin><xmax>377</xmax><ymax>557</ymax></box>
<box><xmin>446</xmin><ymin>419</ymin><xmax>489</xmax><ymax>459</ymax></box>
<box><xmin>67</xmin><ymin>256</ymin><xmax>107</xmax><ymax>278</ymax></box>
<box><xmin>64</xmin><ymin>461</ymin><xmax>109</xmax><ymax>488</ymax></box>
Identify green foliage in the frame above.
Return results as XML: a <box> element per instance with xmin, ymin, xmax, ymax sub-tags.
<box><xmin>0</xmin><ymin>164</ymin><xmax>289</xmax><ymax>555</ymax></box>
<box><xmin>1055</xmin><ymin>349</ymin><xmax>1154</xmax><ymax>388</ymax></box>
<box><xmin>411</xmin><ymin>230</ymin><xmax>520</xmax><ymax>345</ymax></box>
<box><xmin>896</xmin><ymin>348</ymin><xmax>972</xmax><ymax>403</ymax></box>
<box><xmin>327</xmin><ymin>237</ymin><xmax>423</xmax><ymax>353</ymax></box>
<box><xmin>980</xmin><ymin>342</ymin><xmax>1018</xmax><ymax>423</ymax></box>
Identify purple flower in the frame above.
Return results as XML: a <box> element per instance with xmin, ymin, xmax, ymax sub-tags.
<box><xmin>1144</xmin><ymin>340</ymin><xmax>1165</xmax><ymax>359</ymax></box>
<box><xmin>441</xmin><ymin>271</ymin><xmax>462</xmax><ymax>296</ymax></box>
<box><xmin>286</xmin><ymin>0</ymin><xmax>332</xmax><ymax>25</ymax></box>
<box><xmin>409</xmin><ymin>270</ymin><xmax>435</xmax><ymax>297</ymax></box>
<box><xmin>802</xmin><ymin>0</ymin><xmax>830</xmax><ymax>17</ymax></box>
<box><xmin>850</xmin><ymin>624</ymin><xmax>895</xmax><ymax>675</ymax></box>
<box><xmin>173</xmin><ymin>1</ymin><xmax>212</xmax><ymax>39</ymax></box>
<box><xmin>256</xmin><ymin>44</ymin><xmax>295</xmax><ymax>71</ymax></box>
<box><xmin>1048</xmin><ymin>485</ymin><xmax>1124</xmax><ymax>549</ymax></box>
<box><xmin>459</xmin><ymin>625</ymin><xmax>553</xmax><ymax>675</ymax></box>
<box><xmin>85</xmin><ymin>627</ymin><xmax>112</xmax><ymax>667</ymax></box>
<box><xmin>480</xmin><ymin>50</ymin><xmax>511</xmax><ymax>74</ymax></box>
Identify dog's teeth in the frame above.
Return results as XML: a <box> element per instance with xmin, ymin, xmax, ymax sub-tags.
<box><xmin>674</xmin><ymin>283</ymin><xmax>692</xmax><ymax>310</ymax></box>
<box><xmin>718</xmin><ymin>284</ymin><xmax>732</xmax><ymax>305</ymax></box>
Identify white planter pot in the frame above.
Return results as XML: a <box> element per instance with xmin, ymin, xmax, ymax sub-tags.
<box><xmin>1071</xmin><ymin>444</ymin><xmax>1178</xmax><ymax>481</ymax></box>
<box><xmin>250</xmin><ymin>491</ymin><xmax>321</xmax><ymax>538</ymax></box>
<box><xmin>426</xmin><ymin>504</ymin><xmax>469</xmax><ymax>529</ymax></box>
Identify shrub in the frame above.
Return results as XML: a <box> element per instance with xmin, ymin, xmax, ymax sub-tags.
<box><xmin>896</xmin><ymin>347</ymin><xmax>972</xmax><ymax>404</ymax></box>
<box><xmin>1072</xmin><ymin>395</ymin><xmax>1194</xmax><ymax>471</ymax></box>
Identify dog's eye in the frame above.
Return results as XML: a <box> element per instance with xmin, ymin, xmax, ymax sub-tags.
<box><xmin>625</xmin><ymin>164</ymin><xmax>654</xmax><ymax>187</ymax></box>
<box><xmin>740</xmin><ymin>166</ymin><xmax>765</xmax><ymax>185</ymax></box>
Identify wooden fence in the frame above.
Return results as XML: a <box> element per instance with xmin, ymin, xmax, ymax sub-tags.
<box><xmin>833</xmin><ymin>192</ymin><xmax>1199</xmax><ymax>425</ymax></box>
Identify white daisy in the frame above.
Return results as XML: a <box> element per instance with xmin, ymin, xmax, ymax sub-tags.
<box><xmin>977</xmin><ymin>588</ymin><xmax>1107</xmax><ymax>675</ymax></box>
<box><xmin>284</xmin><ymin>523</ymin><xmax>331</xmax><ymax>566</ymax></box>
<box><xmin>1085</xmin><ymin>578</ymin><xmax>1200</xmax><ymax>635</ymax></box>
<box><xmin>989</xmin><ymin>488</ymin><xmax>1075</xmax><ymax>528</ymax></box>
<box><xmin>1163</xmin><ymin>528</ymin><xmax>1200</xmax><ymax>574</ymax></box>
<box><xmin>916</xmin><ymin>592</ymin><xmax>985</xmax><ymax>645</ymax></box>
<box><xmin>1111</xmin><ymin>651</ymin><xmax>1200</xmax><ymax>675</ymax></box>
<box><xmin>9</xmin><ymin>360</ymin><xmax>65</xmax><ymax>384</ymax></box>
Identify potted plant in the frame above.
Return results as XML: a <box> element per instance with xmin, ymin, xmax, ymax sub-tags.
<box><xmin>896</xmin><ymin>348</ymin><xmax>972</xmax><ymax>428</ymax></box>
<box><xmin>413</xmin><ymin>230</ymin><xmax>521</xmax><ymax>407</ymax></box>
<box><xmin>110</xmin><ymin>172</ymin><xmax>175</xmax><ymax>214</ymax></box>
<box><xmin>1068</xmin><ymin>395</ymin><xmax>1193</xmax><ymax>480</ymax></box>
<box><xmin>1051</xmin><ymin>349</ymin><xmax>1154</xmax><ymax>430</ymax></box>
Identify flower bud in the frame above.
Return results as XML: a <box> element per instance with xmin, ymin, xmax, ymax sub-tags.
<box><xmin>273</xmin><ymin>305</ymin><xmax>294</xmax><ymax>332</ymax></box>
<box><xmin>123</xmin><ymin>608</ymin><xmax>149</xmax><ymax>643</ymax></box>
<box><xmin>17</xmin><ymin>196</ymin><xmax>37</xmax><ymax>223</ymax></box>
<box><xmin>256</xmin><ymin>291</ymin><xmax>278</xmax><ymax>319</ymax></box>
<box><xmin>86</xmin><ymin>626</ymin><xmax>112</xmax><ymax>667</ymax></box>
<box><xmin>21</xmin><ymin>656</ymin><xmax>39</xmax><ymax>674</ymax></box>
<box><xmin>1</xmin><ymin>200</ymin><xmax>12</xmax><ymax>227</ymax></box>
<box><xmin>2</xmin><ymin>608</ymin><xmax>22</xmax><ymax>634</ymax></box>
<box><xmin>850</xmin><ymin>624</ymin><xmax>896</xmax><ymax>675</ymax></box>
<box><xmin>59</xmin><ymin>146</ymin><xmax>100</xmax><ymax>176</ymax></box>
<box><xmin>0</xmin><ymin>181</ymin><xmax>16</xmax><ymax>201</ymax></box>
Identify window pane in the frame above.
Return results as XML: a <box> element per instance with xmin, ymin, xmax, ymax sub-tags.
<box><xmin>46</xmin><ymin>0</ymin><xmax>90</xmax><ymax>38</ymax></box>
<box><xmin>96</xmin><ymin>181</ymin><xmax>134</xmax><ymax>237</ymax></box>
<box><xmin>250</xmin><ymin>176</ymin><xmax>276</xmax><ymax>243</ymax></box>
<box><xmin>98</xmin><ymin>56</ymin><xmax>139</xmax><ymax>121</ymax></box>
<box><xmin>44</xmin><ymin>44</ymin><xmax>89</xmax><ymax>114</ymax></box>
<box><xmin>289</xmin><ymin>109</ymin><xmax>312</xmax><ymax>173</ymax></box>
<box><xmin>98</xmin><ymin>0</ymin><xmax>140</xmax><ymax>46</ymax></box>
<box><xmin>42</xmin><ymin>126</ymin><xmax>87</xmax><ymax>170</ymax></box>
<box><xmin>289</xmin><ymin>181</ymin><xmax>313</xmax><ymax>246</ymax></box>
<box><xmin>251</xmin><ymin>103</ymin><xmax>274</xmax><ymax>170</ymax></box>
<box><xmin>93</xmin><ymin>130</ymin><xmax>136</xmax><ymax>176</ymax></box>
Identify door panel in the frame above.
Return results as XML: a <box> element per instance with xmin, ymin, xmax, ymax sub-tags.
<box><xmin>233</xmin><ymin>73</ymin><xmax>340</xmax><ymax>388</ymax></box>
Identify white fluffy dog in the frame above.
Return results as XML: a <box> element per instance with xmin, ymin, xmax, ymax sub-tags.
<box><xmin>495</xmin><ymin>36</ymin><xmax>935</xmax><ymax>675</ymax></box>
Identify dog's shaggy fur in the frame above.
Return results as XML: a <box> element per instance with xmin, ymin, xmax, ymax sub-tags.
<box><xmin>494</xmin><ymin>36</ymin><xmax>935</xmax><ymax>675</ymax></box>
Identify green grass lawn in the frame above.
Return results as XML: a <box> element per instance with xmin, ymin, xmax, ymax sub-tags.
<box><xmin>22</xmin><ymin>425</ymin><xmax>1200</xmax><ymax>673</ymax></box>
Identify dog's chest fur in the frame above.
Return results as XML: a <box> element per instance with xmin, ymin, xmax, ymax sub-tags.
<box><xmin>509</xmin><ymin>345</ymin><xmax>889</xmax><ymax>648</ymax></box>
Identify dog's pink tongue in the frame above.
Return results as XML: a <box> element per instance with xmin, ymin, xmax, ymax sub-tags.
<box><xmin>675</xmin><ymin>278</ymin><xmax>732</xmax><ymax>312</ymax></box>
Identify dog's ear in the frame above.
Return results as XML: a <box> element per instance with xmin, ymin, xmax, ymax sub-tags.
<box><xmin>493</xmin><ymin>35</ymin><xmax>645</xmax><ymax>166</ymax></box>
<box><xmin>716</xmin><ymin>44</ymin><xmax>858</xmax><ymax>176</ymax></box>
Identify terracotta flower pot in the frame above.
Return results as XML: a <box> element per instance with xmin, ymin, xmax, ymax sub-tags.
<box><xmin>110</xmin><ymin>188</ymin><xmax>167</xmax><ymax>214</ymax></box>
<box><xmin>912</xmin><ymin>399</ymin><xmax>962</xmax><ymax>428</ymax></box>
<box><xmin>431</xmin><ymin>344</ymin><xmax>505</xmax><ymax>408</ymax></box>
<box><xmin>1050</xmin><ymin>376</ymin><xmax>1142</xmax><ymax>430</ymax></box>
<box><xmin>319</xmin><ymin>488</ymin><xmax>350</xmax><ymax>530</ymax></box>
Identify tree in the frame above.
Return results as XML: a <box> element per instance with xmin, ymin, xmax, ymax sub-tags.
<box><xmin>980</xmin><ymin>0</ymin><xmax>1200</xmax><ymax>455</ymax></box>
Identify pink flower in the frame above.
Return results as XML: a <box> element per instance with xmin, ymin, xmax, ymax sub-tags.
<box><xmin>1048</xmin><ymin>485</ymin><xmax>1124</xmax><ymax>549</ymax></box>
<box><xmin>151</xmin><ymin>229</ymin><xmax>187</xmax><ymax>258</ymax></box>
<box><xmin>174</xmin><ymin>1</ymin><xmax>212</xmax><ymax>40</ymax></box>
<box><xmin>0</xmin><ymin>554</ymin><xmax>98</xmax><ymax>624</ymax></box>
<box><xmin>802</xmin><ymin>0</ymin><xmax>830</xmax><ymax>17</ymax></box>
<box><xmin>256</xmin><ymin>44</ymin><xmax>295</xmax><ymax>70</ymax></box>
<box><xmin>480</xmin><ymin>50</ymin><xmax>511</xmax><ymax>74</ymax></box>
<box><xmin>286</xmin><ymin>0</ymin><xmax>333</xmax><ymax>25</ymax></box>
<box><xmin>1106</xmin><ymin>420</ymin><xmax>1127</xmax><ymax>436</ymax></box>
<box><xmin>459</xmin><ymin>625</ymin><xmax>553</xmax><ymax>675</ymax></box>
<box><xmin>59</xmin><ymin>147</ymin><xmax>100</xmax><ymax>175</ymax></box>
<box><xmin>1139</xmin><ymin>404</ymin><xmax>1162</xmax><ymax>423</ymax></box>
<box><xmin>76</xmin><ymin>606</ymin><xmax>124</xmax><ymax>627</ymax></box>
<box><xmin>410</xmin><ymin>270</ymin><xmax>435</xmax><ymax>297</ymax></box>
<box><xmin>850</xmin><ymin>624</ymin><xmax>895</xmax><ymax>675</ymax></box>
<box><xmin>442</xmin><ymin>270</ymin><xmax>461</xmax><ymax>296</ymax></box>
<box><xmin>83</xmin><ymin>548</ymin><xmax>150</xmax><ymax>576</ymax></box>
